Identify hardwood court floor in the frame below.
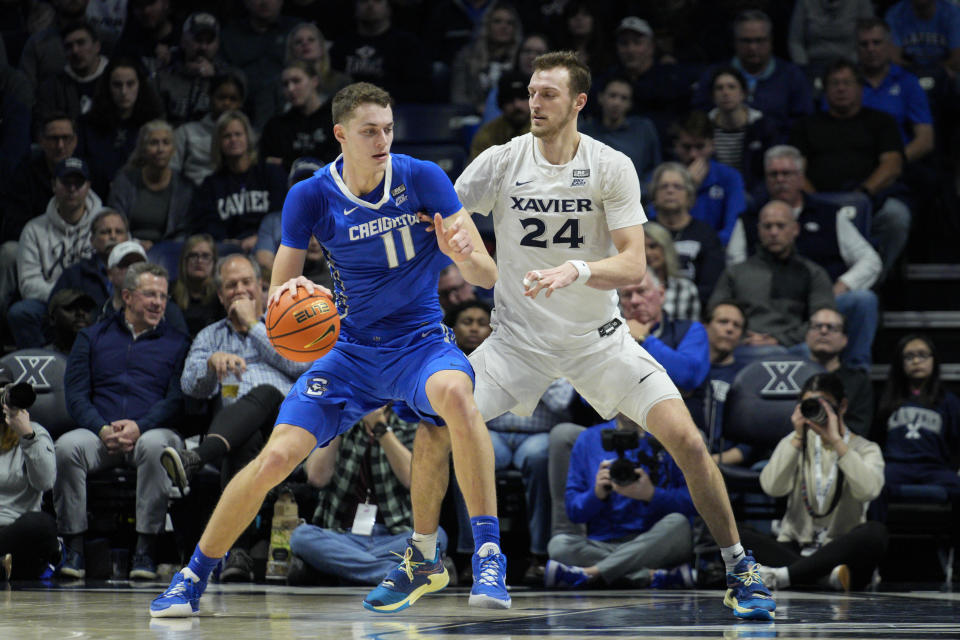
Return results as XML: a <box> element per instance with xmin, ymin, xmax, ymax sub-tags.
<box><xmin>1</xmin><ymin>582</ymin><xmax>959</xmax><ymax>639</ymax></box>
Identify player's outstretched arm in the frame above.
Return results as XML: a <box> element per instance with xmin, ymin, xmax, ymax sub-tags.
<box><xmin>433</xmin><ymin>209</ymin><xmax>498</xmax><ymax>289</ymax></box>
<box><xmin>523</xmin><ymin>223</ymin><xmax>647</xmax><ymax>299</ymax></box>
<box><xmin>266</xmin><ymin>244</ymin><xmax>333</xmax><ymax>308</ymax></box>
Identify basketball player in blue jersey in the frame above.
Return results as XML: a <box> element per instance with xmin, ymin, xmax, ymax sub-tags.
<box><xmin>150</xmin><ymin>82</ymin><xmax>508</xmax><ymax>618</ymax></box>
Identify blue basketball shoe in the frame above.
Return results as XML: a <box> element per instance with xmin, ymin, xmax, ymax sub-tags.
<box><xmin>468</xmin><ymin>542</ymin><xmax>510</xmax><ymax>609</ymax></box>
<box><xmin>363</xmin><ymin>540</ymin><xmax>449</xmax><ymax>613</ymax></box>
<box><xmin>724</xmin><ymin>553</ymin><xmax>776</xmax><ymax>621</ymax></box>
<box><xmin>150</xmin><ymin>569</ymin><xmax>207</xmax><ymax>618</ymax></box>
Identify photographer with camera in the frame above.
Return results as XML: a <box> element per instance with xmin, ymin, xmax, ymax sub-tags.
<box><xmin>544</xmin><ymin>414</ymin><xmax>696</xmax><ymax>589</ymax></box>
<box><xmin>745</xmin><ymin>372</ymin><xmax>887</xmax><ymax>591</ymax></box>
<box><xmin>0</xmin><ymin>366</ymin><xmax>60</xmax><ymax>581</ymax></box>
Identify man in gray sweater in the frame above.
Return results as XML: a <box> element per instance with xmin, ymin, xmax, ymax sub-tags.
<box><xmin>709</xmin><ymin>200</ymin><xmax>834</xmax><ymax>357</ymax></box>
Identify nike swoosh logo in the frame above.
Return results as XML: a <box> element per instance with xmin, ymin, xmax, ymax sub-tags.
<box><xmin>637</xmin><ymin>371</ymin><xmax>655</xmax><ymax>385</ymax></box>
<box><xmin>515</xmin><ymin>179</ymin><xmax>534</xmax><ymax>186</ymax></box>
<box><xmin>343</xmin><ymin>207</ymin><xmax>358</xmax><ymax>215</ymax></box>
<box><xmin>304</xmin><ymin>324</ymin><xmax>336</xmax><ymax>348</ymax></box>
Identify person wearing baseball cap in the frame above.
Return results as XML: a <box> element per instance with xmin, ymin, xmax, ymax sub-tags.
<box><xmin>46</xmin><ymin>288</ymin><xmax>97</xmax><ymax>355</ymax></box>
<box><xmin>469</xmin><ymin>71</ymin><xmax>531</xmax><ymax>161</ymax></box>
<box><xmin>8</xmin><ymin>157</ymin><xmax>103</xmax><ymax>349</ymax></box>
<box><xmin>155</xmin><ymin>10</ymin><xmax>241</xmax><ymax>125</ymax></box>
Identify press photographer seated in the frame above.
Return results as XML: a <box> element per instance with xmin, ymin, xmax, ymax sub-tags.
<box><xmin>544</xmin><ymin>415</ymin><xmax>696</xmax><ymax>589</ymax></box>
<box><xmin>742</xmin><ymin>373</ymin><xmax>887</xmax><ymax>591</ymax></box>
<box><xmin>0</xmin><ymin>368</ymin><xmax>60</xmax><ymax>581</ymax></box>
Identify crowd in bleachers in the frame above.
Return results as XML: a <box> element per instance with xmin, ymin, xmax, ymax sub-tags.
<box><xmin>0</xmin><ymin>0</ymin><xmax>957</xmax><ymax>589</ymax></box>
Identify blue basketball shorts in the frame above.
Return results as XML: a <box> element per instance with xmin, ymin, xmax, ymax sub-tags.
<box><xmin>275</xmin><ymin>322</ymin><xmax>474</xmax><ymax>447</ymax></box>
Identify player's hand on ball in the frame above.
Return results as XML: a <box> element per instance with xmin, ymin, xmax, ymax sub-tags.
<box><xmin>522</xmin><ymin>262</ymin><xmax>579</xmax><ymax>299</ymax></box>
<box><xmin>433</xmin><ymin>213</ymin><xmax>474</xmax><ymax>262</ymax></box>
<box><xmin>267</xmin><ymin>276</ymin><xmax>330</xmax><ymax>309</ymax></box>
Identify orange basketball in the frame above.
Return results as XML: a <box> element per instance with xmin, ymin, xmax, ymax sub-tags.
<box><xmin>266</xmin><ymin>289</ymin><xmax>340</xmax><ymax>362</ymax></box>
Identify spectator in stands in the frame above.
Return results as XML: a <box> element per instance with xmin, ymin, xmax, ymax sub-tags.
<box><xmin>19</xmin><ymin>0</ymin><xmax>89</xmax><ymax>89</ymax></box>
<box><xmin>285</xmin><ymin>22</ymin><xmax>350</xmax><ymax>103</ymax></box>
<box><xmin>580</xmin><ymin>77</ymin><xmax>660</xmax><ymax>183</ymax></box>
<box><xmin>874</xmin><ymin>334</ymin><xmax>960</xmax><ymax>498</ymax></box>
<box><xmin>788</xmin><ymin>0</ymin><xmax>874</xmax><ymax>72</ymax></box>
<box><xmin>709</xmin><ymin>200</ymin><xmax>835</xmax><ymax>356</ymax></box>
<box><xmin>45</xmin><ymin>288</ymin><xmax>96</xmax><ymax>355</ymax></box>
<box><xmin>707</xmin><ymin>67</ymin><xmax>779</xmax><ymax>195</ymax></box>
<box><xmin>597</xmin><ymin>17</ymin><xmax>692</xmax><ymax>146</ymax></box>
<box><xmin>189</xmin><ymin>110</ymin><xmax>287</xmax><ymax>252</ymax></box>
<box><xmin>556</xmin><ymin>1</ymin><xmax>609</xmax><ymax>72</ymax></box>
<box><xmin>481</xmin><ymin>33</ymin><xmax>549</xmax><ymax>125</ymax></box>
<box><xmin>653</xmin><ymin>112</ymin><xmax>747</xmax><ymax>246</ymax></box>
<box><xmin>727</xmin><ymin>146</ymin><xmax>881</xmax><ymax>371</ymax></box>
<box><xmin>426</xmin><ymin>0</ymin><xmax>496</xmax><ymax>70</ymax></box>
<box><xmin>0</xmin><ymin>62</ymin><xmax>30</xmax><ymax>177</ymax></box>
<box><xmin>437</xmin><ymin>263</ymin><xmax>476</xmax><ymax>313</ymax></box>
<box><xmin>805</xmin><ymin>307</ymin><xmax>874</xmax><ymax>437</ymax></box>
<box><xmin>161</xmin><ymin>254</ymin><xmax>309</xmax><ymax>581</ymax></box>
<box><xmin>857</xmin><ymin>18</ymin><xmax>935</xmax><ymax>169</ymax></box>
<box><xmin>329</xmin><ymin>0</ymin><xmax>429</xmax><ymax>103</ymax></box>
<box><xmin>642</xmin><ymin>222</ymin><xmax>700</xmax><ymax>322</ymax></box>
<box><xmin>112</xmin><ymin>0</ymin><xmax>176</xmax><ymax>76</ymax></box>
<box><xmin>619</xmin><ymin>270</ymin><xmax>710</xmax><ymax>428</ymax></box>
<box><xmin>789</xmin><ymin>59</ymin><xmax>909</xmax><ymax>280</ymax></box>
<box><xmin>78</xmin><ymin>57</ymin><xmax>163</xmax><ymax>199</ymax></box>
<box><xmin>703</xmin><ymin>301</ymin><xmax>752</xmax><ymax>465</ymax></box>
<box><xmin>469</xmin><ymin>71</ymin><xmax>530</xmax><ymax>162</ymax></box>
<box><xmin>261</xmin><ymin>61</ymin><xmax>338</xmax><ymax>171</ymax></box>
<box><xmin>746</xmin><ymin>372</ymin><xmax>887</xmax><ymax>592</ymax></box>
<box><xmin>289</xmin><ymin>406</ymin><xmax>446</xmax><ymax>585</ymax></box>
<box><xmin>155</xmin><ymin>12</ymin><xmax>238</xmax><ymax>127</ymax></box>
<box><xmin>56</xmin><ymin>262</ymin><xmax>189</xmax><ymax>580</ymax></box>
<box><xmin>693</xmin><ymin>10</ymin><xmax>813</xmax><ymax>140</ymax></box>
<box><xmin>171</xmin><ymin>72</ymin><xmax>245</xmax><ymax>188</ymax></box>
<box><xmin>35</xmin><ymin>21</ymin><xmax>108</xmax><ymax>122</ymax></box>
<box><xmin>84</xmin><ymin>0</ymin><xmax>127</xmax><ymax>52</ymax></box>
<box><xmin>0</xmin><ymin>364</ymin><xmax>60</xmax><ymax>581</ymax></box>
<box><xmin>50</xmin><ymin>208</ymin><xmax>127</xmax><ymax>311</ymax></box>
<box><xmin>107</xmin><ymin>119</ymin><xmax>194</xmax><ymax>249</ymax></box>
<box><xmin>169</xmin><ymin>234</ymin><xmax>223</xmax><ymax>337</ymax></box>
<box><xmin>2</xmin><ymin>112</ymin><xmax>78</xmax><ymax>246</ymax></box>
<box><xmin>645</xmin><ymin>162</ymin><xmax>725</xmax><ymax>308</ymax></box>
<box><xmin>544</xmin><ymin>414</ymin><xmax>696</xmax><ymax>588</ymax></box>
<box><xmin>220</xmin><ymin>0</ymin><xmax>297</xmax><ymax>129</ymax></box>
<box><xmin>446</xmin><ymin>299</ymin><xmax>491</xmax><ymax>358</ymax></box>
<box><xmin>450</xmin><ymin>1</ymin><xmax>522</xmax><ymax>114</ymax></box>
<box><xmin>11</xmin><ymin>158</ymin><xmax>101</xmax><ymax>349</ymax></box>
<box><xmin>96</xmin><ymin>241</ymin><xmax>187</xmax><ymax>332</ymax></box>
<box><xmin>885</xmin><ymin>0</ymin><xmax>960</xmax><ymax>76</ymax></box>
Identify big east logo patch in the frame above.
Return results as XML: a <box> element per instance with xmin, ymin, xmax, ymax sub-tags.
<box><xmin>294</xmin><ymin>299</ymin><xmax>332</xmax><ymax>323</ymax></box>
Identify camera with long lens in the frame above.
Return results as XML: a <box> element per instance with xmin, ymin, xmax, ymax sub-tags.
<box><xmin>800</xmin><ymin>397</ymin><xmax>828</xmax><ymax>425</ymax></box>
<box><xmin>1</xmin><ymin>383</ymin><xmax>36</xmax><ymax>410</ymax></box>
<box><xmin>601</xmin><ymin>429</ymin><xmax>641</xmax><ymax>485</ymax></box>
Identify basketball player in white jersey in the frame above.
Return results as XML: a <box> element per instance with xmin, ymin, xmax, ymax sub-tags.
<box><xmin>417</xmin><ymin>52</ymin><xmax>776</xmax><ymax>621</ymax></box>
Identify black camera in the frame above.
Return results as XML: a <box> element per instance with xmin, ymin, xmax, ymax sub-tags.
<box><xmin>601</xmin><ymin>429</ymin><xmax>641</xmax><ymax>485</ymax></box>
<box><xmin>1</xmin><ymin>383</ymin><xmax>36</xmax><ymax>410</ymax></box>
<box><xmin>800</xmin><ymin>397</ymin><xmax>828</xmax><ymax>425</ymax></box>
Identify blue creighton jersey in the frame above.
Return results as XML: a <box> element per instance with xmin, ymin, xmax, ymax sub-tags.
<box><xmin>280</xmin><ymin>153</ymin><xmax>461</xmax><ymax>340</ymax></box>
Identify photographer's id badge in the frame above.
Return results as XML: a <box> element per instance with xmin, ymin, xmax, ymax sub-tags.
<box><xmin>351</xmin><ymin>503</ymin><xmax>377</xmax><ymax>536</ymax></box>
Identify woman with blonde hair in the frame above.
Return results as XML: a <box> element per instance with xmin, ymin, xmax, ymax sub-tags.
<box><xmin>170</xmin><ymin>234</ymin><xmax>224</xmax><ymax>337</ymax></box>
<box><xmin>643</xmin><ymin>221</ymin><xmax>701</xmax><ymax>322</ymax></box>
<box><xmin>285</xmin><ymin>22</ymin><xmax>350</xmax><ymax>102</ymax></box>
<box><xmin>0</xmin><ymin>372</ymin><xmax>59</xmax><ymax>581</ymax></box>
<box><xmin>108</xmin><ymin>119</ymin><xmax>194</xmax><ymax>249</ymax></box>
<box><xmin>189</xmin><ymin>110</ymin><xmax>287</xmax><ymax>252</ymax></box>
<box><xmin>450</xmin><ymin>1</ymin><xmax>523</xmax><ymax>114</ymax></box>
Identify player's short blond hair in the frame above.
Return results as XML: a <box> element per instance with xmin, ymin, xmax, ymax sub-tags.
<box><xmin>532</xmin><ymin>51</ymin><xmax>591</xmax><ymax>98</ymax></box>
<box><xmin>332</xmin><ymin>82</ymin><xmax>393</xmax><ymax>126</ymax></box>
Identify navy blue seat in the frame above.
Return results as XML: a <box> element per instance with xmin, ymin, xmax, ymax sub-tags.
<box><xmin>810</xmin><ymin>191</ymin><xmax>873</xmax><ymax>244</ymax></box>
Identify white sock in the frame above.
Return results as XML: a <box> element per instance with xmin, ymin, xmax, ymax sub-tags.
<box><xmin>721</xmin><ymin>543</ymin><xmax>746</xmax><ymax>573</ymax></box>
<box><xmin>181</xmin><ymin>567</ymin><xmax>200</xmax><ymax>582</ymax></box>
<box><xmin>411</xmin><ymin>531</ymin><xmax>438</xmax><ymax>561</ymax></box>
<box><xmin>774</xmin><ymin>566</ymin><xmax>790</xmax><ymax>588</ymax></box>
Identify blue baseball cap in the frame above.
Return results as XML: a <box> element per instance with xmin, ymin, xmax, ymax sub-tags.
<box><xmin>55</xmin><ymin>157</ymin><xmax>90</xmax><ymax>181</ymax></box>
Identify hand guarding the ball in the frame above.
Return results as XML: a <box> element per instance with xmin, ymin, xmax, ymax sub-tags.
<box><xmin>522</xmin><ymin>262</ymin><xmax>580</xmax><ymax>299</ymax></box>
<box><xmin>267</xmin><ymin>276</ymin><xmax>331</xmax><ymax>309</ymax></box>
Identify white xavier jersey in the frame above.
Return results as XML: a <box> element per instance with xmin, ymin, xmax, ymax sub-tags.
<box><xmin>455</xmin><ymin>132</ymin><xmax>646</xmax><ymax>352</ymax></box>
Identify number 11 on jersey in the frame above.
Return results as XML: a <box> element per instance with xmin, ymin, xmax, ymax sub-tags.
<box><xmin>380</xmin><ymin>226</ymin><xmax>416</xmax><ymax>268</ymax></box>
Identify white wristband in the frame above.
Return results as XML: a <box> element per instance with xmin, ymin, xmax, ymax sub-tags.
<box><xmin>566</xmin><ymin>259</ymin><xmax>591</xmax><ymax>284</ymax></box>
